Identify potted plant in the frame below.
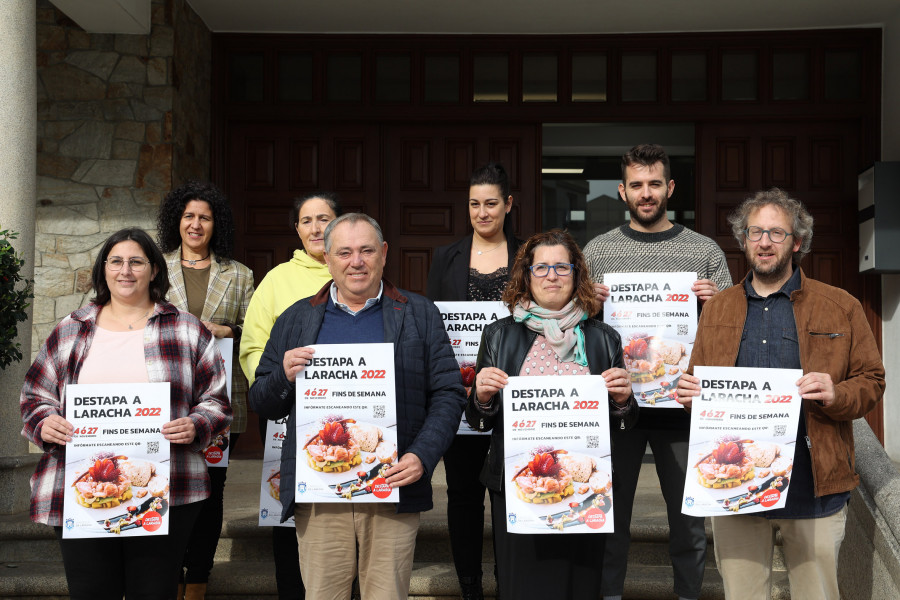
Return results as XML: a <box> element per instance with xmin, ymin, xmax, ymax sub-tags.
<box><xmin>0</xmin><ymin>226</ymin><xmax>35</xmax><ymax>369</ymax></box>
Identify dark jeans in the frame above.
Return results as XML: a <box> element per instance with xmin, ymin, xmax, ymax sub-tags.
<box><xmin>182</xmin><ymin>432</ymin><xmax>241</xmax><ymax>583</ymax></box>
<box><xmin>490</xmin><ymin>488</ymin><xmax>604</xmax><ymax>599</ymax></box>
<box><xmin>444</xmin><ymin>434</ymin><xmax>491</xmax><ymax>581</ymax></box>
<box><xmin>260</xmin><ymin>418</ymin><xmax>305</xmax><ymax>600</ymax></box>
<box><xmin>56</xmin><ymin>501</ymin><xmax>202</xmax><ymax>600</ymax></box>
<box><xmin>600</xmin><ymin>426</ymin><xmax>707</xmax><ymax>599</ymax></box>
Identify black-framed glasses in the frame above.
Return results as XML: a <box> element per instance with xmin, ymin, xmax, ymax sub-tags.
<box><xmin>105</xmin><ymin>257</ymin><xmax>150</xmax><ymax>272</ymax></box>
<box><xmin>743</xmin><ymin>226</ymin><xmax>793</xmax><ymax>243</ymax></box>
<box><xmin>529</xmin><ymin>263</ymin><xmax>574</xmax><ymax>277</ymax></box>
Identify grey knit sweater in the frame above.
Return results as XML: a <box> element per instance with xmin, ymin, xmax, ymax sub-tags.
<box><xmin>583</xmin><ymin>222</ymin><xmax>733</xmax><ymax>429</ymax></box>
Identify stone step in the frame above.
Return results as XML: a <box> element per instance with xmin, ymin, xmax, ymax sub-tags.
<box><xmin>0</xmin><ymin>560</ymin><xmax>794</xmax><ymax>600</ymax></box>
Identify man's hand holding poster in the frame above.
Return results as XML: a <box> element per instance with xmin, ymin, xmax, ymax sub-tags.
<box><xmin>603</xmin><ymin>272</ymin><xmax>697</xmax><ymax>408</ymax></box>
<box><xmin>294</xmin><ymin>343</ymin><xmax>398</xmax><ymax>503</ymax></box>
<box><xmin>681</xmin><ymin>366</ymin><xmax>802</xmax><ymax>517</ymax></box>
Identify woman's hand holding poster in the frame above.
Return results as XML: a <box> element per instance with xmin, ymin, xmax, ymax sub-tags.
<box><xmin>681</xmin><ymin>366</ymin><xmax>802</xmax><ymax>517</ymax></box>
<box><xmin>434</xmin><ymin>301</ymin><xmax>506</xmax><ymax>434</ymax></box>
<box><xmin>294</xmin><ymin>343</ymin><xmax>398</xmax><ymax>503</ymax></box>
<box><xmin>503</xmin><ymin>375</ymin><xmax>614</xmax><ymax>534</ymax></box>
<box><xmin>603</xmin><ymin>272</ymin><xmax>696</xmax><ymax>408</ymax></box>
<box><xmin>63</xmin><ymin>382</ymin><xmax>170</xmax><ymax>538</ymax></box>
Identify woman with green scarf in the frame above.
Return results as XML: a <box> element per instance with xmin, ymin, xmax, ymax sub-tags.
<box><xmin>465</xmin><ymin>229</ymin><xmax>638</xmax><ymax>599</ymax></box>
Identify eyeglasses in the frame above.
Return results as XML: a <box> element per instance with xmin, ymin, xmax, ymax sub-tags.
<box><xmin>105</xmin><ymin>257</ymin><xmax>150</xmax><ymax>272</ymax></box>
<box><xmin>743</xmin><ymin>227</ymin><xmax>793</xmax><ymax>243</ymax></box>
<box><xmin>529</xmin><ymin>263</ymin><xmax>574</xmax><ymax>277</ymax></box>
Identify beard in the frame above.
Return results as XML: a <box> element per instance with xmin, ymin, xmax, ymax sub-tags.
<box><xmin>749</xmin><ymin>248</ymin><xmax>794</xmax><ymax>284</ymax></box>
<box><xmin>625</xmin><ymin>196</ymin><xmax>668</xmax><ymax>228</ymax></box>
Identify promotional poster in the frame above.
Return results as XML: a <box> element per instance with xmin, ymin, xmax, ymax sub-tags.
<box><xmin>204</xmin><ymin>338</ymin><xmax>233</xmax><ymax>467</ymax></box>
<box><xmin>63</xmin><ymin>382</ymin><xmax>170</xmax><ymax>538</ymax></box>
<box><xmin>503</xmin><ymin>375</ymin><xmax>614</xmax><ymax>534</ymax></box>
<box><xmin>603</xmin><ymin>272</ymin><xmax>697</xmax><ymax>408</ymax></box>
<box><xmin>434</xmin><ymin>300</ymin><xmax>506</xmax><ymax>434</ymax></box>
<box><xmin>259</xmin><ymin>417</ymin><xmax>295</xmax><ymax>527</ymax></box>
<box><xmin>294</xmin><ymin>343</ymin><xmax>399</xmax><ymax>503</ymax></box>
<box><xmin>681</xmin><ymin>366</ymin><xmax>803</xmax><ymax>517</ymax></box>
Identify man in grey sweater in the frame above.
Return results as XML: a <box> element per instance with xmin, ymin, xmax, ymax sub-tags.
<box><xmin>583</xmin><ymin>144</ymin><xmax>733</xmax><ymax>600</ymax></box>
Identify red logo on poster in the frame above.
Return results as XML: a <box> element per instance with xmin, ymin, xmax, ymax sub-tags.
<box><xmin>760</xmin><ymin>488</ymin><xmax>781</xmax><ymax>508</ymax></box>
<box><xmin>585</xmin><ymin>507</ymin><xmax>606</xmax><ymax>529</ymax></box>
<box><xmin>205</xmin><ymin>447</ymin><xmax>223</xmax><ymax>464</ymax></box>
<box><xmin>371</xmin><ymin>477</ymin><xmax>392</xmax><ymax>499</ymax></box>
<box><xmin>142</xmin><ymin>511</ymin><xmax>163</xmax><ymax>532</ymax></box>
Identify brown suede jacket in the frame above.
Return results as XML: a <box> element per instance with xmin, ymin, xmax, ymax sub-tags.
<box><xmin>688</xmin><ymin>268</ymin><xmax>885</xmax><ymax>497</ymax></box>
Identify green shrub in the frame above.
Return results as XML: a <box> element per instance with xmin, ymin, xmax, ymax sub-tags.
<box><xmin>0</xmin><ymin>227</ymin><xmax>35</xmax><ymax>369</ymax></box>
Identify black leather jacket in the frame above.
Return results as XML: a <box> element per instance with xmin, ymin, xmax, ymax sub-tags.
<box><xmin>465</xmin><ymin>316</ymin><xmax>639</xmax><ymax>492</ymax></box>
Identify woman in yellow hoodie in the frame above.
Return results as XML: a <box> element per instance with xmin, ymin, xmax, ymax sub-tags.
<box><xmin>239</xmin><ymin>191</ymin><xmax>341</xmax><ymax>600</ymax></box>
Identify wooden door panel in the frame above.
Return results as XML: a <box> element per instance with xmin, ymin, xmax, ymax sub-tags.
<box><xmin>228</xmin><ymin>122</ymin><xmax>380</xmax><ymax>286</ymax></box>
<box><xmin>384</xmin><ymin>124</ymin><xmax>537</xmax><ymax>294</ymax></box>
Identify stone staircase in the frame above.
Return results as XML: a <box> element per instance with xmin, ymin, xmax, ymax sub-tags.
<box><xmin>0</xmin><ymin>458</ymin><xmax>790</xmax><ymax>599</ymax></box>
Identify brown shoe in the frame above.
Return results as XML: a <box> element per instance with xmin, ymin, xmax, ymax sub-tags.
<box><xmin>184</xmin><ymin>583</ymin><xmax>207</xmax><ymax>600</ymax></box>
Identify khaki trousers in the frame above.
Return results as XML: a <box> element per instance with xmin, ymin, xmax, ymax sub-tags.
<box><xmin>712</xmin><ymin>506</ymin><xmax>847</xmax><ymax>600</ymax></box>
<box><xmin>294</xmin><ymin>503</ymin><xmax>420</xmax><ymax>600</ymax></box>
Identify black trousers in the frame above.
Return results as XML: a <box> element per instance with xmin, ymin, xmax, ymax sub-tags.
<box><xmin>443</xmin><ymin>434</ymin><xmax>491</xmax><ymax>581</ymax></box>
<box><xmin>260</xmin><ymin>417</ymin><xmax>305</xmax><ymax>600</ymax></box>
<box><xmin>56</xmin><ymin>501</ymin><xmax>202</xmax><ymax>600</ymax></box>
<box><xmin>182</xmin><ymin>432</ymin><xmax>241</xmax><ymax>583</ymax></box>
<box><xmin>490</xmin><ymin>488</ymin><xmax>605</xmax><ymax>599</ymax></box>
<box><xmin>600</xmin><ymin>426</ymin><xmax>707</xmax><ymax>599</ymax></box>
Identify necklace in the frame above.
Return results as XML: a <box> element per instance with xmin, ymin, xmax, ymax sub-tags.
<box><xmin>109</xmin><ymin>308</ymin><xmax>151</xmax><ymax>330</ymax></box>
<box><xmin>181</xmin><ymin>250</ymin><xmax>210</xmax><ymax>267</ymax></box>
<box><xmin>473</xmin><ymin>241</ymin><xmax>504</xmax><ymax>255</ymax></box>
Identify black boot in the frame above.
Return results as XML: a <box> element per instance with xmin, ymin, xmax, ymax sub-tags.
<box><xmin>459</xmin><ymin>576</ymin><xmax>484</xmax><ymax>600</ymax></box>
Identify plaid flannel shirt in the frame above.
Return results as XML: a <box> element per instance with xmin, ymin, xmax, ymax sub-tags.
<box><xmin>164</xmin><ymin>251</ymin><xmax>255</xmax><ymax>433</ymax></box>
<box><xmin>20</xmin><ymin>301</ymin><xmax>231</xmax><ymax>526</ymax></box>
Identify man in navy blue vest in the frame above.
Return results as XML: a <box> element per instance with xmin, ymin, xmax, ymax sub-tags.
<box><xmin>249</xmin><ymin>212</ymin><xmax>465</xmax><ymax>600</ymax></box>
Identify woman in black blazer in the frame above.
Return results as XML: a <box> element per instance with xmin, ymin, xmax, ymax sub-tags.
<box><xmin>426</xmin><ymin>163</ymin><xmax>523</xmax><ymax>600</ymax></box>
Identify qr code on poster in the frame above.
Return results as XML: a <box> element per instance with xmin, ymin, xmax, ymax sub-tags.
<box><xmin>774</xmin><ymin>425</ymin><xmax>787</xmax><ymax>437</ymax></box>
<box><xmin>146</xmin><ymin>441</ymin><xmax>160</xmax><ymax>455</ymax></box>
<box><xmin>372</xmin><ymin>405</ymin><xmax>386</xmax><ymax>419</ymax></box>
<box><xmin>677</xmin><ymin>324</ymin><xmax>688</xmax><ymax>336</ymax></box>
<box><xmin>586</xmin><ymin>435</ymin><xmax>599</xmax><ymax>449</ymax></box>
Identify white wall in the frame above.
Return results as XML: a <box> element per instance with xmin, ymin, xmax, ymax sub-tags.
<box><xmin>881</xmin><ymin>7</ymin><xmax>900</xmax><ymax>460</ymax></box>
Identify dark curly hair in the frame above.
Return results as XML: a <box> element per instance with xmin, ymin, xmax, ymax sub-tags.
<box><xmin>502</xmin><ymin>229</ymin><xmax>599</xmax><ymax>315</ymax></box>
<box><xmin>91</xmin><ymin>228</ymin><xmax>169</xmax><ymax>305</ymax></box>
<box><xmin>157</xmin><ymin>181</ymin><xmax>235</xmax><ymax>261</ymax></box>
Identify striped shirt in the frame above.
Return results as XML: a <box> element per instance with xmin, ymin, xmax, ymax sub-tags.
<box><xmin>20</xmin><ymin>302</ymin><xmax>231</xmax><ymax>526</ymax></box>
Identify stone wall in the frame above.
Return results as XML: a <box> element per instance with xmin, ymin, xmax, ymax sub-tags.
<box><xmin>32</xmin><ymin>0</ymin><xmax>210</xmax><ymax>358</ymax></box>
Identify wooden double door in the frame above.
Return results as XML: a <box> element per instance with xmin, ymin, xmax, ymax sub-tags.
<box><xmin>227</xmin><ymin>121</ymin><xmax>538</xmax><ymax>294</ymax></box>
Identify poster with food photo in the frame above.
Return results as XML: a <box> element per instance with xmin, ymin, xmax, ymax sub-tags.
<box><xmin>681</xmin><ymin>366</ymin><xmax>803</xmax><ymax>517</ymax></box>
<box><xmin>434</xmin><ymin>301</ymin><xmax>506</xmax><ymax>435</ymax></box>
<box><xmin>503</xmin><ymin>375</ymin><xmax>613</xmax><ymax>534</ymax></box>
<box><xmin>205</xmin><ymin>338</ymin><xmax>233</xmax><ymax>468</ymax></box>
<box><xmin>259</xmin><ymin>417</ymin><xmax>295</xmax><ymax>527</ymax></box>
<box><xmin>294</xmin><ymin>343</ymin><xmax>399</xmax><ymax>503</ymax></box>
<box><xmin>603</xmin><ymin>272</ymin><xmax>697</xmax><ymax>408</ymax></box>
<box><xmin>63</xmin><ymin>382</ymin><xmax>170</xmax><ymax>538</ymax></box>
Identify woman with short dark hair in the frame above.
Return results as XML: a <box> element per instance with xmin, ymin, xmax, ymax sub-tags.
<box><xmin>21</xmin><ymin>227</ymin><xmax>231</xmax><ymax>600</ymax></box>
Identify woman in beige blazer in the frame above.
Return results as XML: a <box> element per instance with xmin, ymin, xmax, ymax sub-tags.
<box><xmin>157</xmin><ymin>181</ymin><xmax>255</xmax><ymax>600</ymax></box>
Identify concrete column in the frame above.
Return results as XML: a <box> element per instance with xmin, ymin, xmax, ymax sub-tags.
<box><xmin>0</xmin><ymin>0</ymin><xmax>38</xmax><ymax>515</ymax></box>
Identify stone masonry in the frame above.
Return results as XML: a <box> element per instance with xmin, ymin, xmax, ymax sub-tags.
<box><xmin>32</xmin><ymin>0</ymin><xmax>211</xmax><ymax>359</ymax></box>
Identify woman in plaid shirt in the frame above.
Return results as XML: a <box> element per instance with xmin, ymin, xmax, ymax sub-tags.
<box><xmin>20</xmin><ymin>227</ymin><xmax>231</xmax><ymax>600</ymax></box>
